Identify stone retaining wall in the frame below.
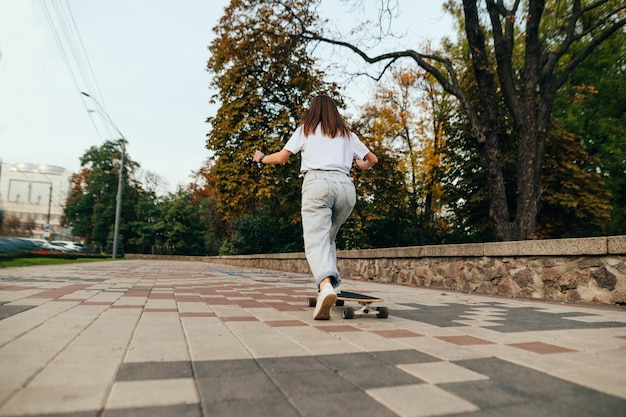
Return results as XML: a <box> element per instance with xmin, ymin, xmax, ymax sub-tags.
<box><xmin>128</xmin><ymin>236</ymin><xmax>626</xmax><ymax>305</ymax></box>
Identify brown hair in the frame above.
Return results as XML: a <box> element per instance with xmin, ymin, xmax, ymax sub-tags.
<box><xmin>301</xmin><ymin>95</ymin><xmax>351</xmax><ymax>138</ymax></box>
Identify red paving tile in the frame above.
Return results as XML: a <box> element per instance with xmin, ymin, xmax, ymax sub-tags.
<box><xmin>315</xmin><ymin>325</ymin><xmax>362</xmax><ymax>333</ymax></box>
<box><xmin>180</xmin><ymin>312</ymin><xmax>217</xmax><ymax>318</ymax></box>
<box><xmin>149</xmin><ymin>293</ymin><xmax>175</xmax><ymax>299</ymax></box>
<box><xmin>29</xmin><ymin>284</ymin><xmax>92</xmax><ymax>299</ymax></box>
<box><xmin>508</xmin><ymin>342</ymin><xmax>578</xmax><ymax>354</ymax></box>
<box><xmin>232</xmin><ymin>299</ymin><xmax>268</xmax><ymax>308</ymax></box>
<box><xmin>124</xmin><ymin>291</ymin><xmax>151</xmax><ymax>297</ymax></box>
<box><xmin>267</xmin><ymin>303</ymin><xmax>306</xmax><ymax>312</ymax></box>
<box><xmin>202</xmin><ymin>297</ymin><xmax>233</xmax><ymax>305</ymax></box>
<box><xmin>175</xmin><ymin>295</ymin><xmax>203</xmax><ymax>302</ymax></box>
<box><xmin>437</xmin><ymin>335</ymin><xmax>494</xmax><ymax>345</ymax></box>
<box><xmin>220</xmin><ymin>316</ymin><xmax>259</xmax><ymax>322</ymax></box>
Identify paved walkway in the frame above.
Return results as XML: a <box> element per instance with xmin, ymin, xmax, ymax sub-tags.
<box><xmin>1</xmin><ymin>260</ymin><xmax>626</xmax><ymax>417</ymax></box>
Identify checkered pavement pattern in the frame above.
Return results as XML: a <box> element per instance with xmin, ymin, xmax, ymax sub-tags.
<box><xmin>1</xmin><ymin>260</ymin><xmax>626</xmax><ymax>416</ymax></box>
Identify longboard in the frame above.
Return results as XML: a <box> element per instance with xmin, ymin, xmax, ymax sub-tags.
<box><xmin>307</xmin><ymin>290</ymin><xmax>389</xmax><ymax>319</ymax></box>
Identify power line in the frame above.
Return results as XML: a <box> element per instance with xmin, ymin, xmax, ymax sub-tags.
<box><xmin>38</xmin><ymin>0</ymin><xmax>114</xmax><ymax>141</ymax></box>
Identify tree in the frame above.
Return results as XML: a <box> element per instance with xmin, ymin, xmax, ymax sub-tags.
<box><xmin>151</xmin><ymin>188</ymin><xmax>209</xmax><ymax>256</ymax></box>
<box><xmin>206</xmin><ymin>0</ymin><xmax>338</xmax><ymax>228</ymax></box>
<box><xmin>292</xmin><ymin>0</ymin><xmax>625</xmax><ymax>241</ymax></box>
<box><xmin>219</xmin><ymin>206</ymin><xmax>302</xmax><ymax>255</ymax></box>
<box><xmin>539</xmin><ymin>130</ymin><xmax>612</xmax><ymax>237</ymax></box>
<box><xmin>551</xmin><ymin>32</ymin><xmax>626</xmax><ymax>235</ymax></box>
<box><xmin>188</xmin><ymin>160</ymin><xmax>229</xmax><ymax>255</ymax></box>
<box><xmin>355</xmin><ymin>67</ymin><xmax>451</xmax><ymax>245</ymax></box>
<box><xmin>62</xmin><ymin>140</ymin><xmax>141</xmax><ymax>253</ymax></box>
<box><xmin>340</xmin><ymin>129</ymin><xmax>415</xmax><ymax>248</ymax></box>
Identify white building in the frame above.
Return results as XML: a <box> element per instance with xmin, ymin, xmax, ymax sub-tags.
<box><xmin>0</xmin><ymin>161</ymin><xmax>74</xmax><ymax>240</ymax></box>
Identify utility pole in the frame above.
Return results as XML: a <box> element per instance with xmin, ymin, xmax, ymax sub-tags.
<box><xmin>112</xmin><ymin>142</ymin><xmax>125</xmax><ymax>258</ymax></box>
<box><xmin>81</xmin><ymin>91</ymin><xmax>126</xmax><ymax>258</ymax></box>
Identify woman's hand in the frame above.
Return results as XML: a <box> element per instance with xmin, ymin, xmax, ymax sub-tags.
<box><xmin>354</xmin><ymin>159</ymin><xmax>369</xmax><ymax>170</ymax></box>
<box><xmin>354</xmin><ymin>152</ymin><xmax>378</xmax><ymax>170</ymax></box>
<box><xmin>253</xmin><ymin>150</ymin><xmax>265</xmax><ymax>163</ymax></box>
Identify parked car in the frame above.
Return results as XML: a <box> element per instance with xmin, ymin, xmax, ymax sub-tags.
<box><xmin>0</xmin><ymin>237</ymin><xmax>30</xmax><ymax>254</ymax></box>
<box><xmin>28</xmin><ymin>239</ymin><xmax>67</xmax><ymax>252</ymax></box>
<box><xmin>50</xmin><ymin>241</ymin><xmax>86</xmax><ymax>253</ymax></box>
<box><xmin>0</xmin><ymin>237</ymin><xmax>65</xmax><ymax>254</ymax></box>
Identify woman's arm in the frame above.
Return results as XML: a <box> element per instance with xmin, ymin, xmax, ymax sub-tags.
<box><xmin>253</xmin><ymin>149</ymin><xmax>292</xmax><ymax>165</ymax></box>
<box><xmin>354</xmin><ymin>152</ymin><xmax>378</xmax><ymax>170</ymax></box>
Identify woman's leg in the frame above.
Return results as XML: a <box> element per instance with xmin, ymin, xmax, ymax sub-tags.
<box><xmin>327</xmin><ymin>175</ymin><xmax>356</xmax><ymax>289</ymax></box>
<box><xmin>301</xmin><ymin>173</ymin><xmax>336</xmax><ymax>290</ymax></box>
<box><xmin>301</xmin><ymin>172</ymin><xmax>356</xmax><ymax>290</ymax></box>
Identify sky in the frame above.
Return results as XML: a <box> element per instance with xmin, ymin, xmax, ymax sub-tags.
<box><xmin>0</xmin><ymin>0</ymin><xmax>453</xmax><ymax>193</ymax></box>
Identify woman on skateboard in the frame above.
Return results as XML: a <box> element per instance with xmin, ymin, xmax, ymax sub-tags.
<box><xmin>253</xmin><ymin>95</ymin><xmax>378</xmax><ymax>320</ymax></box>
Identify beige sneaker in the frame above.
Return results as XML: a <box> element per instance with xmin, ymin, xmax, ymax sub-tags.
<box><xmin>313</xmin><ymin>283</ymin><xmax>337</xmax><ymax>320</ymax></box>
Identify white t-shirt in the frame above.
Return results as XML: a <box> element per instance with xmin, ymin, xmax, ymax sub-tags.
<box><xmin>283</xmin><ymin>125</ymin><xmax>371</xmax><ymax>174</ymax></box>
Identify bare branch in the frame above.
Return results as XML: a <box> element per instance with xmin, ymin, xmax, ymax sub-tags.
<box><xmin>555</xmin><ymin>17</ymin><xmax>626</xmax><ymax>88</ymax></box>
<box><xmin>485</xmin><ymin>0</ymin><xmax>521</xmax><ymax>116</ymax></box>
<box><xmin>542</xmin><ymin>2</ymin><xmax>626</xmax><ymax>86</ymax></box>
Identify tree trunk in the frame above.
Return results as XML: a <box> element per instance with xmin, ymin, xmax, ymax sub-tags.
<box><xmin>463</xmin><ymin>0</ymin><xmax>512</xmax><ymax>241</ymax></box>
<box><xmin>510</xmin><ymin>0</ymin><xmax>545</xmax><ymax>240</ymax></box>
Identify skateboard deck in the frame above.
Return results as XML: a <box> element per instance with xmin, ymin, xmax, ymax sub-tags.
<box><xmin>307</xmin><ymin>290</ymin><xmax>389</xmax><ymax>319</ymax></box>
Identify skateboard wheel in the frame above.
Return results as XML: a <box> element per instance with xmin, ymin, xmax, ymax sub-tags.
<box><xmin>335</xmin><ymin>299</ymin><xmax>344</xmax><ymax>307</ymax></box>
<box><xmin>342</xmin><ymin>307</ymin><xmax>355</xmax><ymax>319</ymax></box>
<box><xmin>307</xmin><ymin>297</ymin><xmax>317</xmax><ymax>307</ymax></box>
<box><xmin>376</xmin><ymin>306</ymin><xmax>389</xmax><ymax>318</ymax></box>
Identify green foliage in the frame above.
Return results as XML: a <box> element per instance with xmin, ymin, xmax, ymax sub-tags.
<box><xmin>551</xmin><ymin>33</ymin><xmax>626</xmax><ymax>235</ymax></box>
<box><xmin>206</xmin><ymin>0</ymin><xmax>336</xmax><ymax>224</ymax></box>
<box><xmin>127</xmin><ymin>188</ymin><xmax>160</xmax><ymax>253</ymax></box>
<box><xmin>219</xmin><ymin>207</ymin><xmax>302</xmax><ymax>255</ymax></box>
<box><xmin>151</xmin><ymin>188</ymin><xmax>212</xmax><ymax>256</ymax></box>
<box><xmin>539</xmin><ymin>132</ymin><xmax>611</xmax><ymax>238</ymax></box>
<box><xmin>63</xmin><ymin>140</ymin><xmax>142</xmax><ymax>253</ymax></box>
<box><xmin>343</xmin><ymin>146</ymin><xmax>416</xmax><ymax>249</ymax></box>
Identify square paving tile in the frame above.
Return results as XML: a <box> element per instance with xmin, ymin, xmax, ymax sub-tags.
<box><xmin>372</xmin><ymin>349</ymin><xmax>440</xmax><ymax>365</ymax></box>
<box><xmin>193</xmin><ymin>358</ymin><xmax>262</xmax><ymax>378</ymax></box>
<box><xmin>372</xmin><ymin>329</ymin><xmax>424</xmax><ymax>338</ymax></box>
<box><xmin>315</xmin><ymin>325</ymin><xmax>362</xmax><ymax>333</ymax></box>
<box><xmin>202</xmin><ymin>397</ymin><xmax>299</xmax><ymax>417</ymax></box>
<box><xmin>196</xmin><ymin>373</ymin><xmax>286</xmax><ymax>403</ymax></box>
<box><xmin>437</xmin><ymin>335</ymin><xmax>494</xmax><ymax>345</ymax></box>
<box><xmin>102</xmin><ymin>403</ymin><xmax>202</xmax><ymax>417</ymax></box>
<box><xmin>338</xmin><ymin>364</ymin><xmax>423</xmax><ymax>389</ymax></box>
<box><xmin>257</xmin><ymin>356</ymin><xmax>327</xmax><ymax>373</ymax></box>
<box><xmin>270</xmin><ymin>368</ymin><xmax>360</xmax><ymax>396</ymax></box>
<box><xmin>116</xmin><ymin>361</ymin><xmax>193</xmax><ymax>381</ymax></box>
<box><xmin>318</xmin><ymin>352</ymin><xmax>389</xmax><ymax>370</ymax></box>
<box><xmin>366</xmin><ymin>383</ymin><xmax>479</xmax><ymax>417</ymax></box>
<box><xmin>508</xmin><ymin>341</ymin><xmax>578</xmax><ymax>354</ymax></box>
<box><xmin>398</xmin><ymin>361</ymin><xmax>489</xmax><ymax>384</ymax></box>
<box><xmin>290</xmin><ymin>390</ymin><xmax>397</xmax><ymax>417</ymax></box>
<box><xmin>106</xmin><ymin>378</ymin><xmax>198</xmax><ymax>409</ymax></box>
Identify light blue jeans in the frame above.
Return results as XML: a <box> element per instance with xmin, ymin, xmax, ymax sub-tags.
<box><xmin>301</xmin><ymin>171</ymin><xmax>356</xmax><ymax>290</ymax></box>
